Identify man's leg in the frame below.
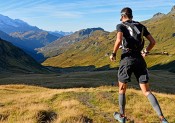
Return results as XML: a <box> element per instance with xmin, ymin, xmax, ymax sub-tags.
<box><xmin>114</xmin><ymin>81</ymin><xmax>127</xmax><ymax>123</ymax></box>
<box><xmin>139</xmin><ymin>83</ymin><xmax>165</xmax><ymax>120</ymax></box>
<box><xmin>118</xmin><ymin>81</ymin><xmax>127</xmax><ymax>116</ymax></box>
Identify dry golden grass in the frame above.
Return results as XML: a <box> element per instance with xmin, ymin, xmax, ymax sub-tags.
<box><xmin>0</xmin><ymin>84</ymin><xmax>175</xmax><ymax>123</ymax></box>
<box><xmin>0</xmin><ymin>70</ymin><xmax>175</xmax><ymax>123</ymax></box>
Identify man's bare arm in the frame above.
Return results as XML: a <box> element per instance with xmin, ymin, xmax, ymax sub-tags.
<box><xmin>110</xmin><ymin>32</ymin><xmax>123</xmax><ymax>61</ymax></box>
<box><xmin>145</xmin><ymin>34</ymin><xmax>156</xmax><ymax>52</ymax></box>
<box><xmin>113</xmin><ymin>32</ymin><xmax>123</xmax><ymax>53</ymax></box>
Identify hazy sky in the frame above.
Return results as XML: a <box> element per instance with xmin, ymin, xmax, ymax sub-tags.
<box><xmin>0</xmin><ymin>0</ymin><xmax>174</xmax><ymax>32</ymax></box>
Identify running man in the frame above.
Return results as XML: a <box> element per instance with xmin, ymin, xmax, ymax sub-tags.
<box><xmin>110</xmin><ymin>7</ymin><xmax>168</xmax><ymax>123</ymax></box>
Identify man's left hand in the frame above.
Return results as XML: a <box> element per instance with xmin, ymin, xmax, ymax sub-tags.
<box><xmin>110</xmin><ymin>54</ymin><xmax>116</xmax><ymax>61</ymax></box>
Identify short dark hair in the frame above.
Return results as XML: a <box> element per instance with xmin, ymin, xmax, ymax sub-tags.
<box><xmin>121</xmin><ymin>7</ymin><xmax>133</xmax><ymax>19</ymax></box>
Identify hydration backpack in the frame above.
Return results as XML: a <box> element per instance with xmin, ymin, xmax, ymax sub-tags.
<box><xmin>120</xmin><ymin>21</ymin><xmax>144</xmax><ymax>52</ymax></box>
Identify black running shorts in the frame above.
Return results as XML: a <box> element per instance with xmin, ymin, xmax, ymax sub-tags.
<box><xmin>118</xmin><ymin>56</ymin><xmax>149</xmax><ymax>83</ymax></box>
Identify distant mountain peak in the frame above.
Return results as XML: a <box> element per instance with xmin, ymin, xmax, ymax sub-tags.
<box><xmin>80</xmin><ymin>27</ymin><xmax>104</xmax><ymax>32</ymax></box>
<box><xmin>0</xmin><ymin>14</ymin><xmax>40</xmax><ymax>34</ymax></box>
<box><xmin>152</xmin><ymin>12</ymin><xmax>165</xmax><ymax>19</ymax></box>
<box><xmin>77</xmin><ymin>27</ymin><xmax>104</xmax><ymax>36</ymax></box>
<box><xmin>49</xmin><ymin>31</ymin><xmax>72</xmax><ymax>37</ymax></box>
<box><xmin>14</xmin><ymin>19</ymin><xmax>28</xmax><ymax>25</ymax></box>
<box><xmin>171</xmin><ymin>5</ymin><xmax>175</xmax><ymax>12</ymax></box>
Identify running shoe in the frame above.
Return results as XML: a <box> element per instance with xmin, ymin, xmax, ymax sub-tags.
<box><xmin>113</xmin><ymin>112</ymin><xmax>126</xmax><ymax>123</ymax></box>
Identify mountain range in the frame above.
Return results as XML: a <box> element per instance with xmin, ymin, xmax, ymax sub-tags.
<box><xmin>0</xmin><ymin>14</ymin><xmax>71</xmax><ymax>62</ymax></box>
<box><xmin>0</xmin><ymin>14</ymin><xmax>40</xmax><ymax>34</ymax></box>
<box><xmin>37</xmin><ymin>27</ymin><xmax>105</xmax><ymax>57</ymax></box>
<box><xmin>10</xmin><ymin>31</ymin><xmax>59</xmax><ymax>49</ymax></box>
<box><xmin>43</xmin><ymin>5</ymin><xmax>175</xmax><ymax>72</ymax></box>
<box><xmin>49</xmin><ymin>31</ymin><xmax>73</xmax><ymax>37</ymax></box>
<box><xmin>0</xmin><ymin>14</ymin><xmax>71</xmax><ymax>36</ymax></box>
<box><xmin>0</xmin><ymin>13</ymin><xmax>74</xmax><ymax>72</ymax></box>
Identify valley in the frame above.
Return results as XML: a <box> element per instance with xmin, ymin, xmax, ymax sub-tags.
<box><xmin>0</xmin><ymin>4</ymin><xmax>174</xmax><ymax>123</ymax></box>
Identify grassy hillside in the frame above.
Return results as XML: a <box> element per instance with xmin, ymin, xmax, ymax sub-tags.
<box><xmin>143</xmin><ymin>12</ymin><xmax>175</xmax><ymax>71</ymax></box>
<box><xmin>37</xmin><ymin>28</ymin><xmax>105</xmax><ymax>58</ymax></box>
<box><xmin>42</xmin><ymin>12</ymin><xmax>175</xmax><ymax>71</ymax></box>
<box><xmin>43</xmin><ymin>30</ymin><xmax>118</xmax><ymax>68</ymax></box>
<box><xmin>0</xmin><ymin>38</ymin><xmax>48</xmax><ymax>73</ymax></box>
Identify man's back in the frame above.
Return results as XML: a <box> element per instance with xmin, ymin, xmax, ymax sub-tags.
<box><xmin>116</xmin><ymin>20</ymin><xmax>150</xmax><ymax>56</ymax></box>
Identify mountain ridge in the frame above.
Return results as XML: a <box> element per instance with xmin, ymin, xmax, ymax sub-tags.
<box><xmin>37</xmin><ymin>27</ymin><xmax>106</xmax><ymax>57</ymax></box>
<box><xmin>152</xmin><ymin>12</ymin><xmax>165</xmax><ymax>19</ymax></box>
<box><xmin>0</xmin><ymin>14</ymin><xmax>40</xmax><ymax>34</ymax></box>
<box><xmin>49</xmin><ymin>31</ymin><xmax>73</xmax><ymax>37</ymax></box>
<box><xmin>171</xmin><ymin>5</ymin><xmax>175</xmax><ymax>13</ymax></box>
<box><xmin>10</xmin><ymin>31</ymin><xmax>59</xmax><ymax>48</ymax></box>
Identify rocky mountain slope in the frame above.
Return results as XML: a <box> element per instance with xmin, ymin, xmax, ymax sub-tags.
<box><xmin>10</xmin><ymin>31</ymin><xmax>59</xmax><ymax>49</ymax></box>
<box><xmin>0</xmin><ymin>14</ymin><xmax>40</xmax><ymax>34</ymax></box>
<box><xmin>37</xmin><ymin>28</ymin><xmax>105</xmax><ymax>57</ymax></box>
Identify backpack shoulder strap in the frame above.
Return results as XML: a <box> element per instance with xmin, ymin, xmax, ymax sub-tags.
<box><xmin>122</xmin><ymin>21</ymin><xmax>141</xmax><ymax>35</ymax></box>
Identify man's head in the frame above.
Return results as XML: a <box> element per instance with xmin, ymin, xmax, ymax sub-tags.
<box><xmin>120</xmin><ymin>7</ymin><xmax>133</xmax><ymax>21</ymax></box>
